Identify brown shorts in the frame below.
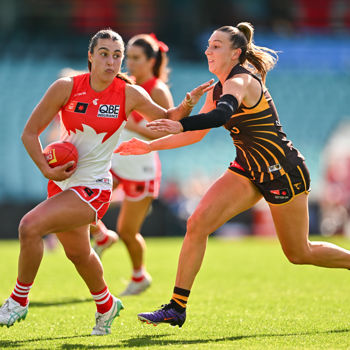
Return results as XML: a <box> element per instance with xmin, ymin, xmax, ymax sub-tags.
<box><xmin>229</xmin><ymin>161</ymin><xmax>311</xmax><ymax>205</ymax></box>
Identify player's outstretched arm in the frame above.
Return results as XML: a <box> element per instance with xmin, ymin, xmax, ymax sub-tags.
<box><xmin>125</xmin><ymin>79</ymin><xmax>214</xmax><ymax>123</ymax></box>
<box><xmin>115</xmin><ymin>129</ymin><xmax>209</xmax><ymax>155</ymax></box>
<box><xmin>166</xmin><ymin>79</ymin><xmax>214</xmax><ymax>121</ymax></box>
<box><xmin>147</xmin><ymin>76</ymin><xmax>247</xmax><ymax>134</ymax></box>
<box><xmin>116</xmin><ymin>90</ymin><xmax>216</xmax><ymax>155</ymax></box>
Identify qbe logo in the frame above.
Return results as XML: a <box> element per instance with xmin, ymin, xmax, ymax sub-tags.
<box><xmin>97</xmin><ymin>104</ymin><xmax>120</xmax><ymax>118</ymax></box>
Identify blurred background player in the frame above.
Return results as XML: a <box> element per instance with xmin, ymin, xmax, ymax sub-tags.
<box><xmin>92</xmin><ymin>33</ymin><xmax>174</xmax><ymax>296</ymax></box>
<box><xmin>320</xmin><ymin>121</ymin><xmax>350</xmax><ymax>237</ymax></box>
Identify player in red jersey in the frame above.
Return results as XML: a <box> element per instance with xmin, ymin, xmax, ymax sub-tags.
<box><xmin>117</xmin><ymin>23</ymin><xmax>350</xmax><ymax>328</ymax></box>
<box><xmin>0</xmin><ymin>28</ymin><xmax>213</xmax><ymax>334</ymax></box>
<box><xmin>92</xmin><ymin>33</ymin><xmax>174</xmax><ymax>296</ymax></box>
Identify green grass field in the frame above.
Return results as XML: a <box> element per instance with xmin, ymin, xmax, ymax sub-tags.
<box><xmin>1</xmin><ymin>236</ymin><xmax>350</xmax><ymax>349</ymax></box>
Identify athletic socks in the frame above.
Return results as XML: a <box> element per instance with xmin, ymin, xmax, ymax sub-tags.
<box><xmin>93</xmin><ymin>222</ymin><xmax>109</xmax><ymax>246</ymax></box>
<box><xmin>10</xmin><ymin>278</ymin><xmax>33</xmax><ymax>306</ymax></box>
<box><xmin>171</xmin><ymin>286</ymin><xmax>190</xmax><ymax>313</ymax></box>
<box><xmin>91</xmin><ymin>286</ymin><xmax>113</xmax><ymax>314</ymax></box>
<box><xmin>132</xmin><ymin>267</ymin><xmax>146</xmax><ymax>282</ymax></box>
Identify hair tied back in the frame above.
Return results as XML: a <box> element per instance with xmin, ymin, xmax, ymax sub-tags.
<box><xmin>236</xmin><ymin>22</ymin><xmax>253</xmax><ymax>45</ymax></box>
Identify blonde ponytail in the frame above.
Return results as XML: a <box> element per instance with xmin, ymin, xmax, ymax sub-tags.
<box><xmin>236</xmin><ymin>22</ymin><xmax>253</xmax><ymax>45</ymax></box>
<box><xmin>218</xmin><ymin>22</ymin><xmax>278</xmax><ymax>83</ymax></box>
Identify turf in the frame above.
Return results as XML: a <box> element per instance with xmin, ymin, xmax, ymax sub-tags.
<box><xmin>1</xmin><ymin>236</ymin><xmax>350</xmax><ymax>349</ymax></box>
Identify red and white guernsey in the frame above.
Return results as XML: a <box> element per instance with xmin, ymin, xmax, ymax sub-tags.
<box><xmin>111</xmin><ymin>77</ymin><xmax>161</xmax><ymax>181</ymax></box>
<box><xmin>56</xmin><ymin>73</ymin><xmax>127</xmax><ymax>191</ymax></box>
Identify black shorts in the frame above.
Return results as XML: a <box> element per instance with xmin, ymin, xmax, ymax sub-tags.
<box><xmin>228</xmin><ymin>161</ymin><xmax>311</xmax><ymax>205</ymax></box>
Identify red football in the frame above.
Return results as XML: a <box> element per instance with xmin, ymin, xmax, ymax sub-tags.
<box><xmin>43</xmin><ymin>141</ymin><xmax>78</xmax><ymax>171</ymax></box>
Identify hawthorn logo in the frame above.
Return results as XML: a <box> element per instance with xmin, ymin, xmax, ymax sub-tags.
<box><xmin>97</xmin><ymin>104</ymin><xmax>120</xmax><ymax>118</ymax></box>
<box><xmin>294</xmin><ymin>182</ymin><xmax>302</xmax><ymax>190</ymax></box>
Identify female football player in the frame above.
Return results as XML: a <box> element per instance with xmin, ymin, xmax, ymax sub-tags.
<box><xmin>117</xmin><ymin>22</ymin><xmax>350</xmax><ymax>328</ymax></box>
<box><xmin>0</xmin><ymin>28</ymin><xmax>212</xmax><ymax>334</ymax></box>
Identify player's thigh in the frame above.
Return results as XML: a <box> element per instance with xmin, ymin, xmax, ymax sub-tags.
<box><xmin>22</xmin><ymin>190</ymin><xmax>95</xmax><ymax>235</ymax></box>
<box><xmin>268</xmin><ymin>193</ymin><xmax>309</xmax><ymax>253</ymax></box>
<box><xmin>189</xmin><ymin>170</ymin><xmax>262</xmax><ymax>234</ymax></box>
<box><xmin>117</xmin><ymin>196</ymin><xmax>153</xmax><ymax>235</ymax></box>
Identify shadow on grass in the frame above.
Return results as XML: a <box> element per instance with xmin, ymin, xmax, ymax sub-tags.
<box><xmin>0</xmin><ymin>328</ymin><xmax>349</xmax><ymax>349</ymax></box>
<box><xmin>60</xmin><ymin>334</ymin><xmax>171</xmax><ymax>349</ymax></box>
<box><xmin>117</xmin><ymin>328</ymin><xmax>350</xmax><ymax>348</ymax></box>
<box><xmin>0</xmin><ymin>335</ymin><xmax>91</xmax><ymax>349</ymax></box>
<box><xmin>30</xmin><ymin>298</ymin><xmax>92</xmax><ymax>308</ymax></box>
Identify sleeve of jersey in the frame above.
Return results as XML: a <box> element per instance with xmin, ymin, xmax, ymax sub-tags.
<box><xmin>179</xmin><ymin>94</ymin><xmax>238</xmax><ymax>132</ymax></box>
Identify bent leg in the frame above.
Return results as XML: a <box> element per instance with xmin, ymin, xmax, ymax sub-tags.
<box><xmin>18</xmin><ymin>190</ymin><xmax>95</xmax><ymax>284</ymax></box>
<box><xmin>117</xmin><ymin>196</ymin><xmax>153</xmax><ymax>270</ymax></box>
<box><xmin>56</xmin><ymin>227</ymin><xmax>106</xmax><ymax>292</ymax></box>
<box><xmin>176</xmin><ymin>170</ymin><xmax>262</xmax><ymax>290</ymax></box>
<box><xmin>269</xmin><ymin>193</ymin><xmax>350</xmax><ymax>268</ymax></box>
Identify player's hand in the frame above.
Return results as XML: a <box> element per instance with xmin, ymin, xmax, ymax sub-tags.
<box><xmin>147</xmin><ymin>119</ymin><xmax>183</xmax><ymax>134</ymax></box>
<box><xmin>186</xmin><ymin>79</ymin><xmax>215</xmax><ymax>107</ymax></box>
<box><xmin>115</xmin><ymin>138</ymin><xmax>152</xmax><ymax>155</ymax></box>
<box><xmin>167</xmin><ymin>79</ymin><xmax>215</xmax><ymax>121</ymax></box>
<box><xmin>43</xmin><ymin>161</ymin><xmax>76</xmax><ymax>181</ymax></box>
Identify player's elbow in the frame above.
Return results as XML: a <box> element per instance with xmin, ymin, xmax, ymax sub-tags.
<box><xmin>21</xmin><ymin>127</ymin><xmax>37</xmax><ymax>146</ymax></box>
<box><xmin>21</xmin><ymin>129</ymin><xmax>29</xmax><ymax>146</ymax></box>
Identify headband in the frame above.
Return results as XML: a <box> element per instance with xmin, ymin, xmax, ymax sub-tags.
<box><xmin>149</xmin><ymin>33</ymin><xmax>169</xmax><ymax>53</ymax></box>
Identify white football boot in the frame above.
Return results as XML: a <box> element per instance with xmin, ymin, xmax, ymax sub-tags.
<box><xmin>119</xmin><ymin>272</ymin><xmax>152</xmax><ymax>297</ymax></box>
<box><xmin>0</xmin><ymin>298</ymin><xmax>28</xmax><ymax>328</ymax></box>
<box><xmin>93</xmin><ymin>230</ymin><xmax>119</xmax><ymax>258</ymax></box>
<box><xmin>91</xmin><ymin>296</ymin><xmax>124</xmax><ymax>335</ymax></box>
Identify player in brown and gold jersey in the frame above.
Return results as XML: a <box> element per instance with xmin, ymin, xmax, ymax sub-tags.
<box><xmin>116</xmin><ymin>22</ymin><xmax>350</xmax><ymax>328</ymax></box>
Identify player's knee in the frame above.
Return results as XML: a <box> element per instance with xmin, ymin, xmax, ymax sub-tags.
<box><xmin>18</xmin><ymin>214</ymin><xmax>38</xmax><ymax>242</ymax></box>
<box><xmin>284</xmin><ymin>247</ymin><xmax>311</xmax><ymax>265</ymax></box>
<box><xmin>117</xmin><ymin>227</ymin><xmax>136</xmax><ymax>243</ymax></box>
<box><xmin>186</xmin><ymin>215</ymin><xmax>198</xmax><ymax>234</ymax></box>
<box><xmin>186</xmin><ymin>214</ymin><xmax>207</xmax><ymax>239</ymax></box>
<box><xmin>65</xmin><ymin>249</ymin><xmax>89</xmax><ymax>265</ymax></box>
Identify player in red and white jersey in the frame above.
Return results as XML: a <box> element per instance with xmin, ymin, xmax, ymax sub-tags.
<box><xmin>0</xmin><ymin>28</ymin><xmax>213</xmax><ymax>334</ymax></box>
<box><xmin>94</xmin><ymin>34</ymin><xmax>174</xmax><ymax>296</ymax></box>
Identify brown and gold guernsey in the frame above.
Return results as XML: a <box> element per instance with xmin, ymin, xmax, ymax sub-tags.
<box><xmin>213</xmin><ymin>64</ymin><xmax>304</xmax><ymax>183</ymax></box>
